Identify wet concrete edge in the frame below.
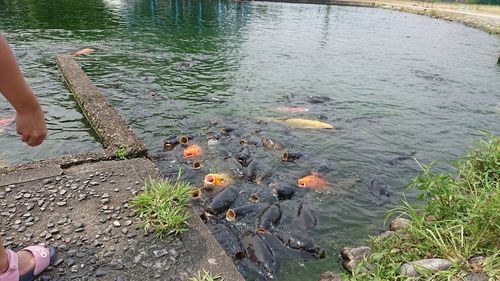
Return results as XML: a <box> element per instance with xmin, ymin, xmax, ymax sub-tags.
<box><xmin>56</xmin><ymin>54</ymin><xmax>147</xmax><ymax>157</ymax></box>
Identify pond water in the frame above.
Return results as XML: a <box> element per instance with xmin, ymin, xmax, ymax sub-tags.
<box><xmin>1</xmin><ymin>0</ymin><xmax>499</xmax><ymax>279</ymax></box>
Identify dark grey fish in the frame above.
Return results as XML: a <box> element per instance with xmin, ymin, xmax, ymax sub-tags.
<box><xmin>220</xmin><ymin>127</ymin><xmax>235</xmax><ymax>135</ymax></box>
<box><xmin>242</xmin><ymin>231</ymin><xmax>277</xmax><ymax>279</ymax></box>
<box><xmin>163</xmin><ymin>136</ymin><xmax>179</xmax><ymax>151</ymax></box>
<box><xmin>370</xmin><ymin>175</ymin><xmax>391</xmax><ymax>201</ymax></box>
<box><xmin>273</xmin><ymin>185</ymin><xmax>295</xmax><ymax>200</ymax></box>
<box><xmin>226</xmin><ymin>158</ymin><xmax>244</xmax><ymax>178</ymax></box>
<box><xmin>256</xmin><ymin>204</ymin><xmax>281</xmax><ymax>233</ymax></box>
<box><xmin>307</xmin><ymin>95</ymin><xmax>331</xmax><ymax>104</ymax></box>
<box><xmin>255</xmin><ymin>170</ymin><xmax>273</xmax><ymax>185</ymax></box>
<box><xmin>281</xmin><ymin>151</ymin><xmax>302</xmax><ymax>162</ymax></box>
<box><xmin>276</xmin><ymin>231</ymin><xmax>325</xmax><ymax>258</ymax></box>
<box><xmin>207</xmin><ymin>222</ymin><xmax>245</xmax><ymax>259</ymax></box>
<box><xmin>262</xmin><ymin>138</ymin><xmax>285</xmax><ymax>150</ymax></box>
<box><xmin>178</xmin><ymin>61</ymin><xmax>193</xmax><ymax>70</ymax></box>
<box><xmin>239</xmin><ymin>137</ymin><xmax>260</xmax><ymax>146</ymax></box>
<box><xmin>298</xmin><ymin>200</ymin><xmax>317</xmax><ymax>230</ymax></box>
<box><xmin>317</xmin><ymin>113</ymin><xmax>328</xmax><ymax>120</ymax></box>
<box><xmin>243</xmin><ymin>159</ymin><xmax>260</xmax><ymax>180</ymax></box>
<box><xmin>386</xmin><ymin>156</ymin><xmax>415</xmax><ymax>167</ymax></box>
<box><xmin>226</xmin><ymin>204</ymin><xmax>260</xmax><ymax>222</ymax></box>
<box><xmin>312</xmin><ymin>161</ymin><xmax>334</xmax><ymax>174</ymax></box>
<box><xmin>207</xmin><ymin>132</ymin><xmax>223</xmax><ymax>142</ymax></box>
<box><xmin>206</xmin><ymin>186</ymin><xmax>239</xmax><ymax>215</ymax></box>
<box><xmin>236</xmin><ymin>146</ymin><xmax>252</xmax><ymax>166</ymax></box>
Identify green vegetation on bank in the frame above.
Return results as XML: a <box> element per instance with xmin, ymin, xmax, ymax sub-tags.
<box><xmin>349</xmin><ymin>133</ymin><xmax>499</xmax><ymax>280</ymax></box>
<box><xmin>130</xmin><ymin>173</ymin><xmax>192</xmax><ymax>238</ymax></box>
<box><xmin>466</xmin><ymin>0</ymin><xmax>500</xmax><ymax>5</ymax></box>
<box><xmin>115</xmin><ymin>144</ymin><xmax>128</xmax><ymax>160</ymax></box>
<box><xmin>191</xmin><ymin>270</ymin><xmax>225</xmax><ymax>281</ymax></box>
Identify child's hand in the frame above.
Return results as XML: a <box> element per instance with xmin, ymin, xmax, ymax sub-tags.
<box><xmin>16</xmin><ymin>108</ymin><xmax>47</xmax><ymax>147</ymax></box>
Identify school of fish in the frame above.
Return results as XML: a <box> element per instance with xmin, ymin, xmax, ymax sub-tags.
<box><xmin>160</xmin><ymin>123</ymin><xmax>335</xmax><ymax>280</ymax></box>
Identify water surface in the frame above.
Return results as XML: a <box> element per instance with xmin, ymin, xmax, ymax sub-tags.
<box><xmin>1</xmin><ymin>0</ymin><xmax>499</xmax><ymax>279</ymax></box>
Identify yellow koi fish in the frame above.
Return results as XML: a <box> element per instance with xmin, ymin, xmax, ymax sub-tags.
<box><xmin>261</xmin><ymin>117</ymin><xmax>334</xmax><ymax>129</ymax></box>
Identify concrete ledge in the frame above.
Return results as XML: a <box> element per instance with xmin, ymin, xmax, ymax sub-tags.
<box><xmin>0</xmin><ymin>150</ymin><xmax>116</xmax><ymax>177</ymax></box>
<box><xmin>182</xmin><ymin>215</ymin><xmax>247</xmax><ymax>281</ymax></box>
<box><xmin>56</xmin><ymin>54</ymin><xmax>147</xmax><ymax>157</ymax></box>
<box><xmin>1</xmin><ymin>158</ymin><xmax>245</xmax><ymax>280</ymax></box>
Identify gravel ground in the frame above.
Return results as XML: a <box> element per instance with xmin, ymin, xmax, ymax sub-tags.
<box><xmin>1</xmin><ymin>159</ymin><xmax>194</xmax><ymax>281</ymax></box>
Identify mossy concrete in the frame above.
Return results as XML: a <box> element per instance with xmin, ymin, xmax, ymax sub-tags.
<box><xmin>56</xmin><ymin>54</ymin><xmax>147</xmax><ymax>158</ymax></box>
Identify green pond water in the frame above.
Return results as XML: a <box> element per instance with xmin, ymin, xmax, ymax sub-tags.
<box><xmin>1</xmin><ymin>0</ymin><xmax>499</xmax><ymax>280</ymax></box>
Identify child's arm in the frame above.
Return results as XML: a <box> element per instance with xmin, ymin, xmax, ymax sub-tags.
<box><xmin>0</xmin><ymin>34</ymin><xmax>47</xmax><ymax>147</ymax></box>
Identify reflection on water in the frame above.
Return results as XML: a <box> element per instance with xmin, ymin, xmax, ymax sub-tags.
<box><xmin>1</xmin><ymin>0</ymin><xmax>500</xmax><ymax>279</ymax></box>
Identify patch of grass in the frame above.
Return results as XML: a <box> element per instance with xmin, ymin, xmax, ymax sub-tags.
<box><xmin>130</xmin><ymin>172</ymin><xmax>191</xmax><ymax>238</ymax></box>
<box><xmin>191</xmin><ymin>270</ymin><xmax>224</xmax><ymax>281</ymax></box>
<box><xmin>349</xmin><ymin>133</ymin><xmax>500</xmax><ymax>280</ymax></box>
<box><xmin>115</xmin><ymin>144</ymin><xmax>128</xmax><ymax>160</ymax></box>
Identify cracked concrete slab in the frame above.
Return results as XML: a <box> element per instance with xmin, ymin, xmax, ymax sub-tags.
<box><xmin>0</xmin><ymin>158</ymin><xmax>244</xmax><ymax>281</ymax></box>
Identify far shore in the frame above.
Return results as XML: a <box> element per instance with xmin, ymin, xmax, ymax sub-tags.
<box><xmin>257</xmin><ymin>0</ymin><xmax>500</xmax><ymax>35</ymax></box>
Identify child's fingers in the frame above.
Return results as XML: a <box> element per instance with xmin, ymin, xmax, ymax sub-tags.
<box><xmin>28</xmin><ymin>136</ymin><xmax>43</xmax><ymax>147</ymax></box>
<box><xmin>20</xmin><ymin>134</ymin><xmax>29</xmax><ymax>142</ymax></box>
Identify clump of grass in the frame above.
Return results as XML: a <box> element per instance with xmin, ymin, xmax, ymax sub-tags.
<box><xmin>130</xmin><ymin>172</ymin><xmax>191</xmax><ymax>238</ymax></box>
<box><xmin>115</xmin><ymin>144</ymin><xmax>128</xmax><ymax>160</ymax></box>
<box><xmin>191</xmin><ymin>270</ymin><xmax>224</xmax><ymax>281</ymax></box>
<box><xmin>349</xmin><ymin>133</ymin><xmax>499</xmax><ymax>280</ymax></box>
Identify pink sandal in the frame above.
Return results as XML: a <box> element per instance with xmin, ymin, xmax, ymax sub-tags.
<box><xmin>0</xmin><ymin>245</ymin><xmax>56</xmax><ymax>281</ymax></box>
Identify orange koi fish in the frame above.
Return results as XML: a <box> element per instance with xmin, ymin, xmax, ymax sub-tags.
<box><xmin>204</xmin><ymin>173</ymin><xmax>232</xmax><ymax>188</ymax></box>
<box><xmin>183</xmin><ymin>144</ymin><xmax>202</xmax><ymax>158</ymax></box>
<box><xmin>0</xmin><ymin>117</ymin><xmax>14</xmax><ymax>133</ymax></box>
<box><xmin>297</xmin><ymin>173</ymin><xmax>328</xmax><ymax>189</ymax></box>
<box><xmin>72</xmin><ymin>48</ymin><xmax>95</xmax><ymax>56</ymax></box>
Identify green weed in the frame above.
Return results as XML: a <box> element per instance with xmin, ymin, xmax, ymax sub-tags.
<box><xmin>130</xmin><ymin>172</ymin><xmax>191</xmax><ymax>238</ymax></box>
<box><xmin>348</xmin><ymin>133</ymin><xmax>500</xmax><ymax>280</ymax></box>
<box><xmin>191</xmin><ymin>270</ymin><xmax>224</xmax><ymax>281</ymax></box>
<box><xmin>115</xmin><ymin>144</ymin><xmax>128</xmax><ymax>160</ymax></box>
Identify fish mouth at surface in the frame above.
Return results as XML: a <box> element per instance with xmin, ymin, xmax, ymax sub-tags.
<box><xmin>189</xmin><ymin>189</ymin><xmax>202</xmax><ymax>199</ymax></box>
<box><xmin>193</xmin><ymin>161</ymin><xmax>202</xmax><ymax>169</ymax></box>
<box><xmin>256</xmin><ymin>227</ymin><xmax>267</xmax><ymax>234</ymax></box>
<box><xmin>249</xmin><ymin>193</ymin><xmax>259</xmax><ymax>202</ymax></box>
<box><xmin>225</xmin><ymin>209</ymin><xmax>236</xmax><ymax>222</ymax></box>
<box><xmin>180</xmin><ymin>135</ymin><xmax>189</xmax><ymax>145</ymax></box>
<box><xmin>205</xmin><ymin>175</ymin><xmax>214</xmax><ymax>183</ymax></box>
<box><xmin>281</xmin><ymin>151</ymin><xmax>289</xmax><ymax>161</ymax></box>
